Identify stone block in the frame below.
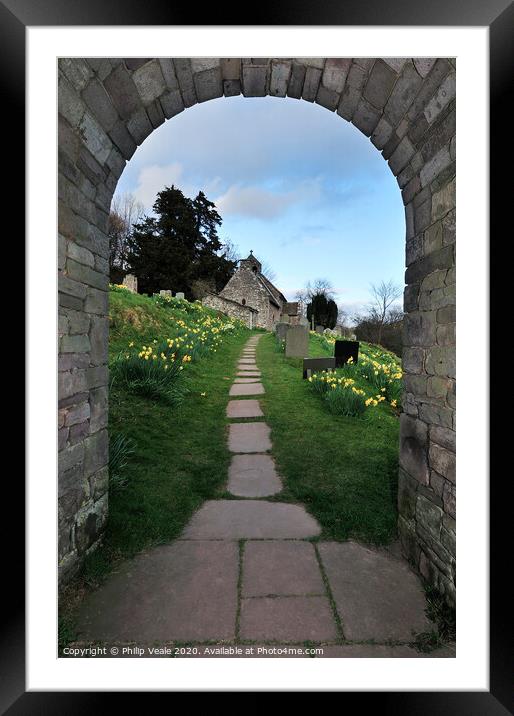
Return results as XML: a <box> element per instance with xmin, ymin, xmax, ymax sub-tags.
<box><xmin>61</xmin><ymin>334</ymin><xmax>91</xmax><ymax>354</ymax></box>
<box><xmin>146</xmin><ymin>99</ymin><xmax>165</xmax><ymax>129</ymax></box>
<box><xmin>407</xmin><ymin>58</ymin><xmax>452</xmax><ymax>121</ymax></box>
<box><xmin>78</xmin><ymin>111</ymin><xmax>112</xmax><ymax>165</ymax></box>
<box><xmin>398</xmin><ymin>468</ymin><xmax>419</xmax><ymax>521</ymax></box>
<box><xmin>371</xmin><ymin>116</ymin><xmax>394</xmax><ymax>149</ymax></box>
<box><xmin>384</xmin><ymin>62</ymin><xmax>423</xmax><ymax>126</ymax></box>
<box><xmin>363</xmin><ymin>59</ymin><xmax>397</xmax><ymax>110</ymax></box>
<box><xmin>403</xmin><ymin>346</ymin><xmax>424</xmax><ymax>374</ymax></box>
<box><xmin>420</xmin><ymin>146</ymin><xmax>452</xmax><ymax>187</ymax></box>
<box><xmin>352</xmin><ymin>98</ymin><xmax>380</xmax><ymax>136</ymax></box>
<box><xmin>414</xmin><ymin>58</ymin><xmax>436</xmax><ymax>77</ymax></box>
<box><xmin>432</xmin><ymin>177</ymin><xmax>455</xmax><ymax>222</ymax></box>
<box><xmin>275</xmin><ymin>323</ymin><xmax>290</xmax><ymax>341</ymax></box>
<box><xmin>419</xmin><ymin>401</ymin><xmax>453</xmax><ymax>429</ymax></box>
<box><xmin>60</xmin><ymin>58</ymin><xmax>92</xmax><ymax>91</ymax></box>
<box><xmin>66</xmin><ymin>258</ymin><xmax>108</xmax><ymax>291</ymax></box>
<box><xmin>83</xmin><ymin>429</ymin><xmax>108</xmax><ymax>479</ymax></box>
<box><xmin>89</xmin><ymin>315</ymin><xmax>109</xmax><ymax>365</ymax></box>
<box><xmin>194</xmin><ymin>67</ymin><xmax>223</xmax><ymax>103</ymax></box>
<box><xmin>322</xmin><ymin>58</ymin><xmax>351</xmax><ymax>93</ymax></box>
<box><xmin>429</xmin><ymin>443</ymin><xmax>455</xmax><ymax>483</ymax></box>
<box><xmin>82</xmin><ymin>79</ymin><xmax>119</xmax><ymax>132</ymax></box>
<box><xmin>416</xmin><ymin>494</ymin><xmax>443</xmax><ymax>540</ymax></box>
<box><xmin>287</xmin><ymin>62</ymin><xmax>306</xmax><ymax>99</ymax></box>
<box><xmin>403</xmin><ymin>311</ymin><xmax>436</xmax><ymax>347</ymax></box>
<box><xmin>399</xmin><ymin>414</ymin><xmax>429</xmax><ymax>484</ymax></box>
<box><xmin>302</xmin><ymin>67</ymin><xmax>322</xmax><ymax>102</ymax></box>
<box><xmin>158</xmin><ymin>59</ymin><xmax>179</xmax><ymax>90</ymax></box>
<box><xmin>430</xmin><ymin>425</ymin><xmax>456</xmax><ymax>453</ymax></box>
<box><xmin>159</xmin><ymin>89</ymin><xmax>184</xmax><ymax>119</ymax></box>
<box><xmin>126</xmin><ymin>107</ymin><xmax>153</xmax><ymax>145</ymax></box>
<box><xmin>316</xmin><ymin>85</ymin><xmax>339</xmax><ymax>111</ymax></box>
<box><xmin>269</xmin><ymin>60</ymin><xmax>291</xmax><ymax>97</ymax></box>
<box><xmin>424</xmin><ymin>72</ymin><xmax>456</xmax><ymax>124</ymax></box>
<box><xmin>425</xmin><ymin>346</ymin><xmax>455</xmax><ymax>378</ymax></box>
<box><xmin>108</xmin><ymin>120</ymin><xmax>137</xmax><ymax>160</ymax></box>
<box><xmin>173</xmin><ymin>59</ymin><xmax>196</xmax><ymax>106</ymax></box>
<box><xmin>84</xmin><ymin>287</ymin><xmax>108</xmax><ymax>315</ymax></box>
<box><xmin>389</xmin><ymin>136</ymin><xmax>415</xmax><ymax>175</ymax></box>
<box><xmin>223</xmin><ymin>79</ymin><xmax>241</xmax><ymax>97</ymax></box>
<box><xmin>132</xmin><ymin>60</ymin><xmax>166</xmax><ymax>104</ymax></box>
<box><xmin>104</xmin><ymin>64</ymin><xmax>141</xmax><ymax>120</ymax></box>
<box><xmin>242</xmin><ymin>64</ymin><xmax>268</xmax><ymax>96</ymax></box>
<box><xmin>221</xmin><ymin>58</ymin><xmax>241</xmax><ymax>80</ymax></box>
<box><xmin>285</xmin><ymin>325</ymin><xmax>309</xmax><ymax>358</ymax></box>
<box><xmin>406</xmin><ymin>245</ymin><xmax>454</xmax><ymax>285</ymax></box>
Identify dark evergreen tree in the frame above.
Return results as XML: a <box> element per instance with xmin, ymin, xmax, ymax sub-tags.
<box><xmin>126</xmin><ymin>186</ymin><xmax>236</xmax><ymax>297</ymax></box>
<box><xmin>306</xmin><ymin>293</ymin><xmax>338</xmax><ymax>329</ymax></box>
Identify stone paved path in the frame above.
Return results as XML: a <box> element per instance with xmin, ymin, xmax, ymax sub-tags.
<box><xmin>75</xmin><ymin>333</ymin><xmax>454</xmax><ymax>658</ymax></box>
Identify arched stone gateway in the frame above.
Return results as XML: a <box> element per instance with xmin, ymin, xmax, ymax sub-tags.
<box><xmin>58</xmin><ymin>57</ymin><xmax>456</xmax><ymax>604</ymax></box>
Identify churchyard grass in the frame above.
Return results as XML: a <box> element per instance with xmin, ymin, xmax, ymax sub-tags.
<box><xmin>258</xmin><ymin>332</ymin><xmax>400</xmax><ymax>544</ymax></box>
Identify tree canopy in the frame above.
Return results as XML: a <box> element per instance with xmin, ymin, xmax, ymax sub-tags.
<box><xmin>124</xmin><ymin>186</ymin><xmax>237</xmax><ymax>298</ymax></box>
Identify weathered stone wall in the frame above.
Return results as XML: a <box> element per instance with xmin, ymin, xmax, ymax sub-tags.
<box><xmin>220</xmin><ymin>265</ymin><xmax>277</xmax><ymax>330</ymax></box>
<box><xmin>202</xmin><ymin>293</ymin><xmax>257</xmax><ymax>328</ymax></box>
<box><xmin>57</xmin><ymin>57</ymin><xmax>456</xmax><ymax>603</ymax></box>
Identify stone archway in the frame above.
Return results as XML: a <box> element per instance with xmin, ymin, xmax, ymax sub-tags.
<box><xmin>58</xmin><ymin>57</ymin><xmax>456</xmax><ymax>604</ymax></box>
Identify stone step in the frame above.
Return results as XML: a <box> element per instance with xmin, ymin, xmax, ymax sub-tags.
<box><xmin>234</xmin><ymin>378</ymin><xmax>260</xmax><ymax>384</ymax></box>
<box><xmin>229</xmin><ymin>382</ymin><xmax>264</xmax><ymax>397</ymax></box>
<box><xmin>228</xmin><ymin>421</ymin><xmax>271</xmax><ymax>452</ymax></box>
<box><xmin>228</xmin><ymin>454</ymin><xmax>282</xmax><ymax>497</ymax></box>
<box><xmin>236</xmin><ymin>371</ymin><xmax>261</xmax><ymax>377</ymax></box>
<box><xmin>226</xmin><ymin>400</ymin><xmax>263</xmax><ymax>419</ymax></box>
<box><xmin>180</xmin><ymin>500</ymin><xmax>321</xmax><ymax>539</ymax></box>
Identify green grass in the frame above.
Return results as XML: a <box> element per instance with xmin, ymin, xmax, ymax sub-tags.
<box><xmin>80</xmin><ymin>288</ymin><xmax>251</xmax><ymax>585</ymax></box>
<box><xmin>256</xmin><ymin>332</ymin><xmax>400</xmax><ymax>544</ymax></box>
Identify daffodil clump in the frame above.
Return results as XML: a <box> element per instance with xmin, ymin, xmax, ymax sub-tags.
<box><xmin>309</xmin><ymin>332</ymin><xmax>403</xmax><ymax>410</ymax></box>
<box><xmin>110</xmin><ymin>294</ymin><xmax>244</xmax><ymax>404</ymax></box>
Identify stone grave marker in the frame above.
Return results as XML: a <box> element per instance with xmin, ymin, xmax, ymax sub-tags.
<box><xmin>315</xmin><ymin>325</ymin><xmax>324</xmax><ymax>334</ymax></box>
<box><xmin>298</xmin><ymin>316</ymin><xmax>309</xmax><ymax>328</ymax></box>
<box><xmin>175</xmin><ymin>291</ymin><xmax>185</xmax><ymax>300</ymax></box>
<box><xmin>285</xmin><ymin>325</ymin><xmax>309</xmax><ymax>358</ymax></box>
<box><xmin>159</xmin><ymin>289</ymin><xmax>172</xmax><ymax>297</ymax></box>
<box><xmin>276</xmin><ymin>323</ymin><xmax>290</xmax><ymax>342</ymax></box>
<box><xmin>302</xmin><ymin>357</ymin><xmax>336</xmax><ymax>379</ymax></box>
<box><xmin>122</xmin><ymin>274</ymin><xmax>138</xmax><ymax>293</ymax></box>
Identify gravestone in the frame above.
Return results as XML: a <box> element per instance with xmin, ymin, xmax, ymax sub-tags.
<box><xmin>334</xmin><ymin>340</ymin><xmax>360</xmax><ymax>367</ymax></box>
<box><xmin>285</xmin><ymin>325</ymin><xmax>309</xmax><ymax>358</ymax></box>
<box><xmin>122</xmin><ymin>274</ymin><xmax>138</xmax><ymax>293</ymax></box>
<box><xmin>315</xmin><ymin>325</ymin><xmax>324</xmax><ymax>334</ymax></box>
<box><xmin>175</xmin><ymin>292</ymin><xmax>185</xmax><ymax>300</ymax></box>
<box><xmin>276</xmin><ymin>323</ymin><xmax>290</xmax><ymax>342</ymax></box>
<box><xmin>298</xmin><ymin>316</ymin><xmax>309</xmax><ymax>328</ymax></box>
<box><xmin>159</xmin><ymin>289</ymin><xmax>172</xmax><ymax>297</ymax></box>
<box><xmin>302</xmin><ymin>357</ymin><xmax>336</xmax><ymax>379</ymax></box>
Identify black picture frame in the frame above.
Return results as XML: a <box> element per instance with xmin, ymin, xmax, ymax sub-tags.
<box><xmin>7</xmin><ymin>0</ymin><xmax>511</xmax><ymax>709</ymax></box>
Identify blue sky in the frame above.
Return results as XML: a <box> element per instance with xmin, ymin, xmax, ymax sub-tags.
<box><xmin>115</xmin><ymin>95</ymin><xmax>405</xmax><ymax>318</ymax></box>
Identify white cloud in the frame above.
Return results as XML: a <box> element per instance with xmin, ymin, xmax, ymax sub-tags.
<box><xmin>215</xmin><ymin>179</ymin><xmax>322</xmax><ymax>220</ymax></box>
<box><xmin>132</xmin><ymin>162</ymin><xmax>185</xmax><ymax>209</ymax></box>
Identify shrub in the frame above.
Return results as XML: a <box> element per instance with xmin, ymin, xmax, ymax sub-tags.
<box><xmin>109</xmin><ymin>433</ymin><xmax>137</xmax><ymax>492</ymax></box>
<box><xmin>324</xmin><ymin>385</ymin><xmax>367</xmax><ymax>417</ymax></box>
<box><xmin>110</xmin><ymin>351</ymin><xmax>187</xmax><ymax>405</ymax></box>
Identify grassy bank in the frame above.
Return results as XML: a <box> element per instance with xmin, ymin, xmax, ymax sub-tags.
<box><xmin>257</xmin><ymin>332</ymin><xmax>400</xmax><ymax>544</ymax></box>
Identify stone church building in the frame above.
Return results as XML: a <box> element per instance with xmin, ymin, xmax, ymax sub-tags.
<box><xmin>203</xmin><ymin>251</ymin><xmax>298</xmax><ymax>330</ymax></box>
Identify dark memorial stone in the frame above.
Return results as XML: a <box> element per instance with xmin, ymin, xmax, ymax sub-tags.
<box><xmin>302</xmin><ymin>357</ymin><xmax>336</xmax><ymax>379</ymax></box>
<box><xmin>334</xmin><ymin>340</ymin><xmax>359</xmax><ymax>367</ymax></box>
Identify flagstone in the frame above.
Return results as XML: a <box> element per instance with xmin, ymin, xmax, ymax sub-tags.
<box><xmin>242</xmin><ymin>540</ymin><xmax>323</xmax><ymax>596</ymax></box>
<box><xmin>180</xmin><ymin>500</ymin><xmax>321</xmax><ymax>539</ymax></box>
<box><xmin>75</xmin><ymin>542</ymin><xmax>238</xmax><ymax>642</ymax></box>
<box><xmin>239</xmin><ymin>358</ymin><xmax>257</xmax><ymax>364</ymax></box>
<box><xmin>228</xmin><ymin>454</ymin><xmax>282</xmax><ymax>497</ymax></box>
<box><xmin>233</xmin><ymin>378</ymin><xmax>261</xmax><ymax>383</ymax></box>
<box><xmin>226</xmin><ymin>400</ymin><xmax>263</xmax><ymax>419</ymax></box>
<box><xmin>236</xmin><ymin>371</ymin><xmax>261</xmax><ymax>377</ymax></box>
<box><xmin>240</xmin><ymin>596</ymin><xmax>337</xmax><ymax>642</ymax></box>
<box><xmin>228</xmin><ymin>421</ymin><xmax>271</xmax><ymax>451</ymax></box>
<box><xmin>318</xmin><ymin>541</ymin><xmax>431</xmax><ymax>641</ymax></box>
<box><xmin>229</xmin><ymin>382</ymin><xmax>264</xmax><ymax>396</ymax></box>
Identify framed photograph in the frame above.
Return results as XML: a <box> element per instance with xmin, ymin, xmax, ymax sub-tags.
<box><xmin>7</xmin><ymin>0</ymin><xmax>509</xmax><ymax>707</ymax></box>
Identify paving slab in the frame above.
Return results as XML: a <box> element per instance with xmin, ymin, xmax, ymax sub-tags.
<box><xmin>236</xmin><ymin>371</ymin><xmax>261</xmax><ymax>377</ymax></box>
<box><xmin>226</xmin><ymin>400</ymin><xmax>263</xmax><ymax>419</ymax></box>
<box><xmin>228</xmin><ymin>421</ymin><xmax>271</xmax><ymax>451</ymax></box>
<box><xmin>181</xmin><ymin>500</ymin><xmax>321</xmax><ymax>539</ymax></box>
<box><xmin>240</xmin><ymin>596</ymin><xmax>337</xmax><ymax>642</ymax></box>
<box><xmin>237</xmin><ymin>364</ymin><xmax>259</xmax><ymax>371</ymax></box>
<box><xmin>243</xmin><ymin>540</ymin><xmax>324</xmax><ymax>596</ymax></box>
<box><xmin>318</xmin><ymin>541</ymin><xmax>431</xmax><ymax>641</ymax></box>
<box><xmin>75</xmin><ymin>542</ymin><xmax>238</xmax><ymax>642</ymax></box>
<box><xmin>239</xmin><ymin>358</ymin><xmax>258</xmax><ymax>364</ymax></box>
<box><xmin>229</xmin><ymin>382</ymin><xmax>265</xmax><ymax>397</ymax></box>
<box><xmin>233</xmin><ymin>377</ymin><xmax>261</xmax><ymax>384</ymax></box>
<box><xmin>228</xmin><ymin>454</ymin><xmax>282</xmax><ymax>497</ymax></box>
